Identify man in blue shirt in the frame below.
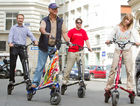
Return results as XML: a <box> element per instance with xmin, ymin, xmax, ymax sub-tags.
<box><xmin>8</xmin><ymin>14</ymin><xmax>38</xmax><ymax>87</ymax></box>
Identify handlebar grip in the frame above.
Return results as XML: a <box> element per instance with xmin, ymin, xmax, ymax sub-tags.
<box><xmin>72</xmin><ymin>44</ymin><xmax>77</xmax><ymax>46</ymax></box>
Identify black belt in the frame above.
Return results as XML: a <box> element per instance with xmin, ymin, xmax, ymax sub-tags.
<box><xmin>14</xmin><ymin>44</ymin><xmax>26</xmax><ymax>48</ymax></box>
<box><xmin>48</xmin><ymin>44</ymin><xmax>55</xmax><ymax>47</ymax></box>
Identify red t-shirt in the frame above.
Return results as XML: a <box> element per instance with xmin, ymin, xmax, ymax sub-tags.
<box><xmin>68</xmin><ymin>28</ymin><xmax>88</xmax><ymax>52</ymax></box>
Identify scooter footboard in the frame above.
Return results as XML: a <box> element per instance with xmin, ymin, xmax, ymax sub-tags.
<box><xmin>40</xmin><ymin>51</ymin><xmax>60</xmax><ymax>86</ymax></box>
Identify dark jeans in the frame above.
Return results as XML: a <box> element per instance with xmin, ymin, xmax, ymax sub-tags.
<box><xmin>9</xmin><ymin>46</ymin><xmax>29</xmax><ymax>83</ymax></box>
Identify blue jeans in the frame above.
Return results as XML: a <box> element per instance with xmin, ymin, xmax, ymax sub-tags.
<box><xmin>32</xmin><ymin>46</ymin><xmax>55</xmax><ymax>87</ymax></box>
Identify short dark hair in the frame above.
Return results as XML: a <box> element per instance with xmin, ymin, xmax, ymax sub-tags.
<box><xmin>16</xmin><ymin>14</ymin><xmax>24</xmax><ymax>18</ymax></box>
<box><xmin>75</xmin><ymin>18</ymin><xmax>83</xmax><ymax>23</ymax></box>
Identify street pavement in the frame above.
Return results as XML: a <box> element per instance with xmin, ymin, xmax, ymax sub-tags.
<box><xmin>0</xmin><ymin>77</ymin><xmax>140</xmax><ymax>106</ymax></box>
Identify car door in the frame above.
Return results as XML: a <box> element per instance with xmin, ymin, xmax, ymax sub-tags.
<box><xmin>94</xmin><ymin>66</ymin><xmax>102</xmax><ymax>78</ymax></box>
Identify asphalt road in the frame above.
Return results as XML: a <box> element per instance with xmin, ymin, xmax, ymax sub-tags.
<box><xmin>0</xmin><ymin>77</ymin><xmax>140</xmax><ymax>106</ymax></box>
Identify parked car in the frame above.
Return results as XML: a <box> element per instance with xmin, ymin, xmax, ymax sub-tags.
<box><xmin>84</xmin><ymin>68</ymin><xmax>91</xmax><ymax>80</ymax></box>
<box><xmin>135</xmin><ymin>51</ymin><xmax>140</xmax><ymax>96</ymax></box>
<box><xmin>0</xmin><ymin>58</ymin><xmax>10</xmax><ymax>79</ymax></box>
<box><xmin>70</xmin><ymin>68</ymin><xmax>78</xmax><ymax>80</ymax></box>
<box><xmin>15</xmin><ymin>69</ymin><xmax>23</xmax><ymax>76</ymax></box>
<box><xmin>70</xmin><ymin>67</ymin><xmax>91</xmax><ymax>81</ymax></box>
<box><xmin>0</xmin><ymin>57</ymin><xmax>23</xmax><ymax>78</ymax></box>
<box><xmin>88</xmin><ymin>65</ymin><xmax>106</xmax><ymax>78</ymax></box>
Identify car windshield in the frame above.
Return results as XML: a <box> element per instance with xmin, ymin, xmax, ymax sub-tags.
<box><xmin>0</xmin><ymin>61</ymin><xmax>4</xmax><ymax>65</ymax></box>
<box><xmin>89</xmin><ymin>66</ymin><xmax>96</xmax><ymax>70</ymax></box>
<box><xmin>96</xmin><ymin>66</ymin><xmax>104</xmax><ymax>71</ymax></box>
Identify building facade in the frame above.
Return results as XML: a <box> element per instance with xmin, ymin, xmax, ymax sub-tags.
<box><xmin>128</xmin><ymin>0</ymin><xmax>140</xmax><ymax>72</ymax></box>
<box><xmin>128</xmin><ymin>0</ymin><xmax>140</xmax><ymax>33</ymax></box>
<box><xmin>56</xmin><ymin>0</ymin><xmax>121</xmax><ymax>70</ymax></box>
<box><xmin>0</xmin><ymin>0</ymin><xmax>51</xmax><ymax>71</ymax></box>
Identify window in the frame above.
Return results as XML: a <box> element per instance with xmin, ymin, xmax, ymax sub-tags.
<box><xmin>64</xmin><ymin>12</ymin><xmax>68</xmax><ymax>28</ymax></box>
<box><xmin>40</xmin><ymin>15</ymin><xmax>45</xmax><ymax>19</ymax></box>
<box><xmin>121</xmin><ymin>13</ymin><xmax>126</xmax><ymax>20</ymax></box>
<box><xmin>65</xmin><ymin>0</ymin><xmax>69</xmax><ymax>4</ymax></box>
<box><xmin>0</xmin><ymin>41</ymin><xmax>6</xmax><ymax>51</ymax></box>
<box><xmin>6</xmin><ymin>12</ymin><xmax>18</xmax><ymax>30</ymax></box>
<box><xmin>76</xmin><ymin>8</ymin><xmax>81</xmax><ymax>18</ymax></box>
<box><xmin>95</xmin><ymin>52</ymin><xmax>100</xmax><ymax>65</ymax></box>
<box><xmin>70</xmin><ymin>10</ymin><xmax>75</xmax><ymax>28</ymax></box>
<box><xmin>83</xmin><ymin>5</ymin><xmax>89</xmax><ymax>26</ymax></box>
<box><xmin>139</xmin><ymin>18</ymin><xmax>140</xmax><ymax>26</ymax></box>
<box><xmin>59</xmin><ymin>14</ymin><xmax>63</xmax><ymax>18</ymax></box>
<box><xmin>95</xmin><ymin>35</ymin><xmax>100</xmax><ymax>45</ymax></box>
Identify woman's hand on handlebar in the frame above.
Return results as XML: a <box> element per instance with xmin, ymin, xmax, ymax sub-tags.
<box><xmin>135</xmin><ymin>42</ymin><xmax>140</xmax><ymax>46</ymax></box>
<box><xmin>105</xmin><ymin>40</ymin><xmax>111</xmax><ymax>45</ymax></box>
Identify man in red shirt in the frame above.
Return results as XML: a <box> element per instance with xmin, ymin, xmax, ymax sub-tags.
<box><xmin>62</xmin><ymin>18</ymin><xmax>92</xmax><ymax>85</ymax></box>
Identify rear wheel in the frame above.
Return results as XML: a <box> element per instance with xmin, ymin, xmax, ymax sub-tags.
<box><xmin>15</xmin><ymin>70</ymin><xmax>22</xmax><ymax>76</ymax></box>
<box><xmin>104</xmin><ymin>90</ymin><xmax>111</xmax><ymax>103</ymax></box>
<box><xmin>7</xmin><ymin>84</ymin><xmax>14</xmax><ymax>95</ymax></box>
<box><xmin>91</xmin><ymin>73</ymin><xmax>94</xmax><ymax>79</ymax></box>
<box><xmin>136</xmin><ymin>75</ymin><xmax>140</xmax><ymax>96</ymax></box>
<box><xmin>129</xmin><ymin>91</ymin><xmax>135</xmax><ymax>104</ymax></box>
<box><xmin>88</xmin><ymin>74</ymin><xmax>92</xmax><ymax>80</ymax></box>
<box><xmin>61</xmin><ymin>84</ymin><xmax>67</xmax><ymax>95</ymax></box>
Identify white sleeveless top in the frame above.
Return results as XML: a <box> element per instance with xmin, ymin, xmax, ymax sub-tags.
<box><xmin>107</xmin><ymin>25</ymin><xmax>140</xmax><ymax>50</ymax></box>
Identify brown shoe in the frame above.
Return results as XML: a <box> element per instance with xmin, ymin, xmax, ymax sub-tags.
<box><xmin>31</xmin><ymin>84</ymin><xmax>37</xmax><ymax>88</ymax></box>
<box><xmin>104</xmin><ymin>88</ymin><xmax>110</xmax><ymax>91</ymax></box>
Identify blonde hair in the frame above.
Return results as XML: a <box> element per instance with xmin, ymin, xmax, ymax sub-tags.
<box><xmin>120</xmin><ymin>14</ymin><xmax>133</xmax><ymax>30</ymax></box>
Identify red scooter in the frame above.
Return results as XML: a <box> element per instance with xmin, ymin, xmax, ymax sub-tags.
<box><xmin>104</xmin><ymin>39</ymin><xmax>136</xmax><ymax>106</ymax></box>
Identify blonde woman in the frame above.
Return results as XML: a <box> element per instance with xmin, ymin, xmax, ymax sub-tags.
<box><xmin>105</xmin><ymin>14</ymin><xmax>140</xmax><ymax>96</ymax></box>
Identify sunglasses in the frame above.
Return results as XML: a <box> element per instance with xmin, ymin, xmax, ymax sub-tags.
<box><xmin>51</xmin><ymin>8</ymin><xmax>58</xmax><ymax>10</ymax></box>
<box><xmin>76</xmin><ymin>22</ymin><xmax>82</xmax><ymax>24</ymax></box>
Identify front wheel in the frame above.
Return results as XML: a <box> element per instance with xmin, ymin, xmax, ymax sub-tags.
<box><xmin>136</xmin><ymin>75</ymin><xmax>140</xmax><ymax>96</ymax></box>
<box><xmin>27</xmin><ymin>88</ymin><xmax>36</xmax><ymax>101</ymax></box>
<box><xmin>112</xmin><ymin>90</ymin><xmax>119</xmax><ymax>106</ymax></box>
<box><xmin>50</xmin><ymin>92</ymin><xmax>61</xmax><ymax>105</ymax></box>
<box><xmin>7</xmin><ymin>84</ymin><xmax>14</xmax><ymax>95</ymax></box>
<box><xmin>27</xmin><ymin>92</ymin><xmax>33</xmax><ymax>101</ymax></box>
<box><xmin>77</xmin><ymin>87</ymin><xmax>85</xmax><ymax>98</ymax></box>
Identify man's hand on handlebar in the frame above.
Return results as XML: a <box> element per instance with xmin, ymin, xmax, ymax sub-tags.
<box><xmin>66</xmin><ymin>42</ymin><xmax>73</xmax><ymax>47</ymax></box>
<box><xmin>44</xmin><ymin>32</ymin><xmax>55</xmax><ymax>39</ymax></box>
<box><xmin>33</xmin><ymin>41</ymin><xmax>38</xmax><ymax>46</ymax></box>
<box><xmin>88</xmin><ymin>48</ymin><xmax>92</xmax><ymax>52</ymax></box>
<box><xmin>8</xmin><ymin>43</ymin><xmax>14</xmax><ymax>47</ymax></box>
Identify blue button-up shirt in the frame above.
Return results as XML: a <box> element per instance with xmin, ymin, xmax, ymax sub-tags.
<box><xmin>8</xmin><ymin>24</ymin><xmax>36</xmax><ymax>45</ymax></box>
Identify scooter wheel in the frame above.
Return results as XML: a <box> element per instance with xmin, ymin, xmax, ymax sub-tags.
<box><xmin>112</xmin><ymin>90</ymin><xmax>119</xmax><ymax>106</ymax></box>
<box><xmin>77</xmin><ymin>87</ymin><xmax>85</xmax><ymax>98</ymax></box>
<box><xmin>27</xmin><ymin>92</ymin><xmax>33</xmax><ymax>101</ymax></box>
<box><xmin>50</xmin><ymin>92</ymin><xmax>61</xmax><ymax>105</ymax></box>
<box><xmin>7</xmin><ymin>84</ymin><xmax>14</xmax><ymax>95</ymax></box>
<box><xmin>136</xmin><ymin>75</ymin><xmax>140</xmax><ymax>96</ymax></box>
<box><xmin>129</xmin><ymin>91</ymin><xmax>135</xmax><ymax>104</ymax></box>
<box><xmin>61</xmin><ymin>84</ymin><xmax>67</xmax><ymax>95</ymax></box>
<box><xmin>104</xmin><ymin>91</ymin><xmax>111</xmax><ymax>103</ymax></box>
